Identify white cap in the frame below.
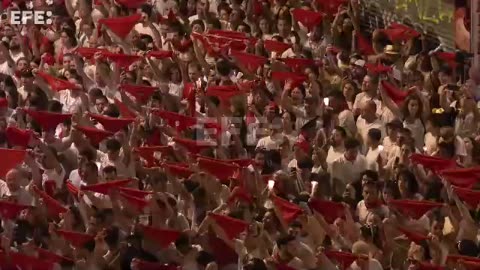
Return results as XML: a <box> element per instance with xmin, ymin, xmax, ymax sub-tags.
<box><xmin>354</xmin><ymin>59</ymin><xmax>366</xmax><ymax>67</ymax></box>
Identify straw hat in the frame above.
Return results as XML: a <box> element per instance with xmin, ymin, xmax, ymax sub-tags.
<box><xmin>384</xmin><ymin>44</ymin><xmax>400</xmax><ymax>55</ymax></box>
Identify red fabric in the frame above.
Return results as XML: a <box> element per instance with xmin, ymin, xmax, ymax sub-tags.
<box><xmin>308</xmin><ymin>199</ymin><xmax>345</xmax><ymax>224</ymax></box>
<box><xmin>98</xmin><ymin>13</ymin><xmax>142</xmax><ymax>39</ymax></box>
<box><xmin>230</xmin><ymin>51</ymin><xmax>267</xmax><ymax>74</ymax></box>
<box><xmin>316</xmin><ymin>0</ymin><xmax>346</xmax><ymax>15</ymax></box>
<box><xmin>120</xmin><ymin>192</ymin><xmax>148</xmax><ymax>211</ymax></box>
<box><xmin>366</xmin><ymin>63</ymin><xmax>393</xmax><ymax>74</ymax></box>
<box><xmin>146</xmin><ymin>50</ymin><xmax>174</xmax><ymax>59</ymax></box>
<box><xmin>115</xmin><ymin>0</ymin><xmax>147</xmax><ymax>8</ymax></box>
<box><xmin>0</xmin><ymin>98</ymin><xmax>8</xmax><ymax>108</ymax></box>
<box><xmin>206</xmin><ymin>85</ymin><xmax>247</xmax><ymax>100</ymax></box>
<box><xmin>397</xmin><ymin>227</ymin><xmax>428</xmax><ymax>244</ymax></box>
<box><xmin>417</xmin><ymin>263</ymin><xmax>445</xmax><ymax>270</ymax></box>
<box><xmin>228</xmin><ymin>186</ymin><xmax>254</xmax><ymax>205</ymax></box>
<box><xmin>163</xmin><ymin>163</ymin><xmax>194</xmax><ymax>178</ymax></box>
<box><xmin>208</xmin><ymin>234</ymin><xmax>238</xmax><ymax>267</ymax></box>
<box><xmin>0</xmin><ymin>200</ymin><xmax>30</xmax><ymax>220</ymax></box>
<box><xmin>381</xmin><ymin>81</ymin><xmax>410</xmax><ymax>104</ymax></box>
<box><xmin>114</xmin><ymin>98</ymin><xmax>137</xmax><ymax>118</ymax></box>
<box><xmin>152</xmin><ymin>110</ymin><xmax>197</xmax><ymax>132</ymax></box>
<box><xmin>88</xmin><ymin>113</ymin><xmax>134</xmax><ymax>133</ymax></box>
<box><xmin>101</xmin><ymin>52</ymin><xmax>142</xmax><ymax>67</ymax></box>
<box><xmin>209</xmin><ymin>213</ymin><xmax>248</xmax><ymax>239</ymax></box>
<box><xmin>264</xmin><ymin>40</ymin><xmax>292</xmax><ymax>54</ymax></box>
<box><xmin>119</xmin><ymin>84</ymin><xmax>157</xmax><ymax>104</ymax></box>
<box><xmin>118</xmin><ymin>187</ymin><xmax>153</xmax><ymax>198</ymax></box>
<box><xmin>357</xmin><ymin>34</ymin><xmax>375</xmax><ymax>55</ymax></box>
<box><xmin>140</xmin><ymin>225</ymin><xmax>181</xmax><ymax>248</ymax></box>
<box><xmin>55</xmin><ymin>230</ymin><xmax>95</xmax><ymax>248</ymax></box>
<box><xmin>208</xmin><ymin>29</ymin><xmax>246</xmax><ymax>39</ymax></box>
<box><xmin>32</xmin><ymin>185</ymin><xmax>68</xmax><ymax>216</ymax></box>
<box><xmin>158</xmin><ymin>10</ymin><xmax>177</xmax><ymax>24</ymax></box>
<box><xmin>324</xmin><ymin>250</ymin><xmax>357</xmax><ymax>270</ymax></box>
<box><xmin>66</xmin><ymin>181</ymin><xmax>80</xmax><ymax>197</ymax></box>
<box><xmin>133</xmin><ymin>261</ymin><xmax>179</xmax><ymax>270</ymax></box>
<box><xmin>281</xmin><ymin>58</ymin><xmax>316</xmax><ymax>73</ymax></box>
<box><xmin>435</xmin><ymin>52</ymin><xmax>458</xmax><ymax>68</ymax></box>
<box><xmin>440</xmin><ymin>167</ymin><xmax>480</xmax><ymax>188</ymax></box>
<box><xmin>75</xmin><ymin>125</ymin><xmax>114</xmax><ymax>145</ymax></box>
<box><xmin>198</xmin><ymin>157</ymin><xmax>239</xmax><ymax>183</ymax></box>
<box><xmin>0</xmin><ymin>149</ymin><xmax>26</xmax><ymax>177</ymax></box>
<box><xmin>295</xmin><ymin>134</ymin><xmax>310</xmax><ymax>154</ymax></box>
<box><xmin>173</xmin><ymin>137</ymin><xmax>216</xmax><ymax>154</ymax></box>
<box><xmin>37</xmin><ymin>72</ymin><xmax>77</xmax><ymax>91</ymax></box>
<box><xmin>9</xmin><ymin>251</ymin><xmax>54</xmax><ymax>270</ymax></box>
<box><xmin>271</xmin><ymin>72</ymin><xmax>307</xmax><ymax>88</ymax></box>
<box><xmin>461</xmin><ymin>261</ymin><xmax>480</xmax><ymax>270</ymax></box>
<box><xmin>410</xmin><ymin>153</ymin><xmax>457</xmax><ymax>172</ymax></box>
<box><xmin>43</xmin><ymin>180</ymin><xmax>57</xmax><ymax>197</ymax></box>
<box><xmin>271</xmin><ymin>195</ymin><xmax>303</xmax><ymax>224</ymax></box>
<box><xmin>182</xmin><ymin>83</ymin><xmax>196</xmax><ymax>116</ymax></box>
<box><xmin>291</xmin><ymin>8</ymin><xmax>323</xmax><ymax>30</ymax></box>
<box><xmin>23</xmin><ymin>109</ymin><xmax>72</xmax><ymax>130</ymax></box>
<box><xmin>447</xmin><ymin>255</ymin><xmax>480</xmax><ymax>263</ymax></box>
<box><xmin>452</xmin><ymin>186</ymin><xmax>480</xmax><ymax>208</ymax></box>
<box><xmin>135</xmin><ymin>146</ymin><xmax>172</xmax><ymax>167</ymax></box>
<box><xmin>80</xmin><ymin>179</ymin><xmax>132</xmax><ymax>195</ymax></box>
<box><xmin>389</xmin><ymin>199</ymin><xmax>443</xmax><ymax>219</ymax></box>
<box><xmin>75</xmin><ymin>47</ymin><xmax>109</xmax><ymax>60</ymax></box>
<box><xmin>6</xmin><ymin>126</ymin><xmax>32</xmax><ymax>148</ymax></box>
<box><xmin>194</xmin><ymin>155</ymin><xmax>253</xmax><ymax>167</ymax></box>
<box><xmin>389</xmin><ymin>23</ymin><xmax>421</xmax><ymax>38</ymax></box>
<box><xmin>36</xmin><ymin>247</ymin><xmax>74</xmax><ymax>264</ymax></box>
<box><xmin>383</xmin><ymin>24</ymin><xmax>420</xmax><ymax>42</ymax></box>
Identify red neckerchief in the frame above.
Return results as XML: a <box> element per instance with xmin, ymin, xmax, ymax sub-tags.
<box><xmin>365</xmin><ymin>199</ymin><xmax>382</xmax><ymax>210</ymax></box>
<box><xmin>345</xmin><ymin>154</ymin><xmax>356</xmax><ymax>162</ymax></box>
<box><xmin>272</xmin><ymin>251</ymin><xmax>292</xmax><ymax>265</ymax></box>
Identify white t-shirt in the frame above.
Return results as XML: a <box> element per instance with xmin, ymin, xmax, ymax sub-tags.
<box><xmin>356</xmin><ymin>117</ymin><xmax>385</xmax><ymax>148</ymax></box>
<box><xmin>326</xmin><ymin>146</ymin><xmax>345</xmax><ymax>173</ymax></box>
<box><xmin>331</xmin><ymin>155</ymin><xmax>367</xmax><ymax>194</ymax></box>
<box><xmin>256</xmin><ymin>134</ymin><xmax>284</xmax><ymax>151</ymax></box>
<box><xmin>42</xmin><ymin>165</ymin><xmax>66</xmax><ymax>190</ymax></box>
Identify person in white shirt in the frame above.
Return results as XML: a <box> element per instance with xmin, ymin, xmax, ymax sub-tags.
<box><xmin>1</xmin><ymin>168</ymin><xmax>33</xmax><ymax>206</ymax></box>
<box><xmin>353</xmin><ymin>75</ymin><xmax>382</xmax><ymax>117</ymax></box>
<box><xmin>331</xmin><ymin>138</ymin><xmax>367</xmax><ymax>196</ymax></box>
<box><xmin>328</xmin><ymin>91</ymin><xmax>357</xmax><ymax>136</ymax></box>
<box><xmin>356</xmin><ymin>100</ymin><xmax>385</xmax><ymax>150</ymax></box>
<box><xmin>326</xmin><ymin>126</ymin><xmax>347</xmax><ymax>173</ymax></box>
<box><xmin>365</xmin><ymin>128</ymin><xmax>384</xmax><ymax>172</ymax></box>
<box><xmin>350</xmin><ymin>241</ymin><xmax>384</xmax><ymax>270</ymax></box>
<box><xmin>99</xmin><ymin>138</ymin><xmax>135</xmax><ymax>178</ymax></box>
<box><xmin>256</xmin><ymin>118</ymin><xmax>284</xmax><ymax>151</ymax></box>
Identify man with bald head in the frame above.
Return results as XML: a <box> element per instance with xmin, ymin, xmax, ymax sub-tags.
<box><xmin>0</xmin><ymin>168</ymin><xmax>33</xmax><ymax>206</ymax></box>
<box><xmin>356</xmin><ymin>100</ymin><xmax>385</xmax><ymax>151</ymax></box>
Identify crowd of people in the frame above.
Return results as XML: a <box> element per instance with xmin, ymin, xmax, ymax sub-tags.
<box><xmin>0</xmin><ymin>0</ymin><xmax>479</xmax><ymax>269</ymax></box>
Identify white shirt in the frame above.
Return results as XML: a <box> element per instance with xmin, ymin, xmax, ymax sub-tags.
<box><xmin>256</xmin><ymin>134</ymin><xmax>284</xmax><ymax>151</ymax></box>
<box><xmin>0</xmin><ymin>61</ymin><xmax>13</xmax><ymax>75</ymax></box>
<box><xmin>42</xmin><ymin>165</ymin><xmax>66</xmax><ymax>190</ymax></box>
<box><xmin>353</xmin><ymin>92</ymin><xmax>382</xmax><ymax>115</ymax></box>
<box><xmin>356</xmin><ymin>200</ymin><xmax>389</xmax><ymax>224</ymax></box>
<box><xmin>338</xmin><ymin>109</ymin><xmax>357</xmax><ymax>136</ymax></box>
<box><xmin>331</xmin><ymin>154</ymin><xmax>367</xmax><ymax>194</ymax></box>
<box><xmin>0</xmin><ymin>181</ymin><xmax>33</xmax><ymax>206</ymax></box>
<box><xmin>356</xmin><ymin>117</ymin><xmax>385</xmax><ymax>148</ymax></box>
<box><xmin>365</xmin><ymin>146</ymin><xmax>384</xmax><ymax>172</ymax></box>
<box><xmin>57</xmin><ymin>91</ymin><xmax>84</xmax><ymax>113</ymax></box>
<box><xmin>326</xmin><ymin>146</ymin><xmax>344</xmax><ymax>173</ymax></box>
<box><xmin>98</xmin><ymin>151</ymin><xmax>135</xmax><ymax>178</ymax></box>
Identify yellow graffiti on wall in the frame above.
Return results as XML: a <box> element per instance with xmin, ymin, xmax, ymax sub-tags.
<box><xmin>395</xmin><ymin>0</ymin><xmax>453</xmax><ymax>24</ymax></box>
